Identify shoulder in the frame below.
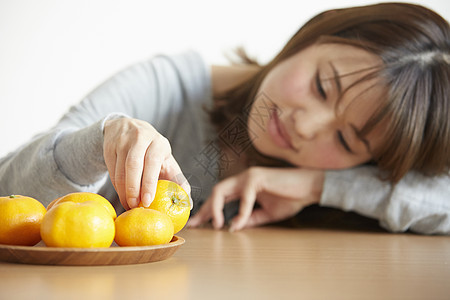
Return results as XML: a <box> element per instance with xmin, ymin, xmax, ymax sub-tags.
<box><xmin>151</xmin><ymin>51</ymin><xmax>260</xmax><ymax>98</ymax></box>
<box><xmin>160</xmin><ymin>51</ymin><xmax>211</xmax><ymax>100</ymax></box>
<box><xmin>155</xmin><ymin>50</ymin><xmax>209</xmax><ymax>82</ymax></box>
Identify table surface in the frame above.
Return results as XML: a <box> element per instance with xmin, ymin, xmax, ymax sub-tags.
<box><xmin>1</xmin><ymin>223</ymin><xmax>450</xmax><ymax>300</ymax></box>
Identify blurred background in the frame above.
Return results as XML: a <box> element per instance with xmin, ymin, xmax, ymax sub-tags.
<box><xmin>0</xmin><ymin>0</ymin><xmax>448</xmax><ymax>157</ymax></box>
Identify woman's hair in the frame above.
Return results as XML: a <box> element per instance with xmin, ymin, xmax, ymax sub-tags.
<box><xmin>209</xmin><ymin>2</ymin><xmax>450</xmax><ymax>182</ymax></box>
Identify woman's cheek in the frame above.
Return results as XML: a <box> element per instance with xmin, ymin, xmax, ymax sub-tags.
<box><xmin>306</xmin><ymin>146</ymin><xmax>348</xmax><ymax>169</ymax></box>
<box><xmin>278</xmin><ymin>77</ymin><xmax>306</xmax><ymax>106</ymax></box>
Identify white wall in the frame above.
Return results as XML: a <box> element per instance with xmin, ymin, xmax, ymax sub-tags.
<box><xmin>0</xmin><ymin>0</ymin><xmax>449</xmax><ymax>157</ymax></box>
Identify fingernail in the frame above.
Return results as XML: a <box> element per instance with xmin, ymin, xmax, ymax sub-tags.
<box><xmin>213</xmin><ymin>219</ymin><xmax>222</xmax><ymax>230</ymax></box>
<box><xmin>128</xmin><ymin>198</ymin><xmax>137</xmax><ymax>208</ymax></box>
<box><xmin>229</xmin><ymin>219</ymin><xmax>240</xmax><ymax>232</ymax></box>
<box><xmin>142</xmin><ymin>193</ymin><xmax>151</xmax><ymax>207</ymax></box>
<box><xmin>188</xmin><ymin>193</ymin><xmax>193</xmax><ymax>210</ymax></box>
<box><xmin>228</xmin><ymin>220</ymin><xmax>234</xmax><ymax>232</ymax></box>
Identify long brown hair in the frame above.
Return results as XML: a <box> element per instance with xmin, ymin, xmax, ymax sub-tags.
<box><xmin>210</xmin><ymin>2</ymin><xmax>450</xmax><ymax>182</ymax></box>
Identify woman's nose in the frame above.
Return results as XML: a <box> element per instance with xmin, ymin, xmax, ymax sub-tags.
<box><xmin>291</xmin><ymin>108</ymin><xmax>335</xmax><ymax>140</ymax></box>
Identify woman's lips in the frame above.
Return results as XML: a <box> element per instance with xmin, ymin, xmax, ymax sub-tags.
<box><xmin>268</xmin><ymin>108</ymin><xmax>294</xmax><ymax>150</ymax></box>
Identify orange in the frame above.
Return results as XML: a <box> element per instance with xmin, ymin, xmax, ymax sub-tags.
<box><xmin>46</xmin><ymin>192</ymin><xmax>117</xmax><ymax>219</ymax></box>
<box><xmin>41</xmin><ymin>193</ymin><xmax>116</xmax><ymax>248</ymax></box>
<box><xmin>115</xmin><ymin>207</ymin><xmax>174</xmax><ymax>246</ymax></box>
<box><xmin>140</xmin><ymin>180</ymin><xmax>190</xmax><ymax>234</ymax></box>
<box><xmin>0</xmin><ymin>195</ymin><xmax>46</xmax><ymax>246</ymax></box>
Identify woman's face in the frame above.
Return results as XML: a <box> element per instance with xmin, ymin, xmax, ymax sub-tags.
<box><xmin>248</xmin><ymin>43</ymin><xmax>386</xmax><ymax>169</ymax></box>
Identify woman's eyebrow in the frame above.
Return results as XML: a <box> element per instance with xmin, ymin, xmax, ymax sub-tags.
<box><xmin>350</xmin><ymin>124</ymin><xmax>372</xmax><ymax>154</ymax></box>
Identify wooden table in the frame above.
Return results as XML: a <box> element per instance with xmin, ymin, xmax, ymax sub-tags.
<box><xmin>1</xmin><ymin>224</ymin><xmax>449</xmax><ymax>300</ymax></box>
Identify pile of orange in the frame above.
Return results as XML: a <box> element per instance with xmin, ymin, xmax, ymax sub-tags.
<box><xmin>0</xmin><ymin>180</ymin><xmax>190</xmax><ymax>248</ymax></box>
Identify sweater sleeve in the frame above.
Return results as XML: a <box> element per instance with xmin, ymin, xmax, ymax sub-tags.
<box><xmin>0</xmin><ymin>51</ymin><xmax>207</xmax><ymax>207</ymax></box>
<box><xmin>320</xmin><ymin>166</ymin><xmax>450</xmax><ymax>235</ymax></box>
<box><xmin>0</xmin><ymin>117</ymin><xmax>118</xmax><ymax>206</ymax></box>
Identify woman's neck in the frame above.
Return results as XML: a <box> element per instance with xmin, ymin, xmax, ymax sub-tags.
<box><xmin>210</xmin><ymin>63</ymin><xmax>261</xmax><ymax>179</ymax></box>
<box><xmin>211</xmin><ymin>64</ymin><xmax>260</xmax><ymax>97</ymax></box>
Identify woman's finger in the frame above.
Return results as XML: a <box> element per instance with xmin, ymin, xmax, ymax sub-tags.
<box><xmin>139</xmin><ymin>136</ymin><xmax>171</xmax><ymax>207</ymax></box>
<box><xmin>125</xmin><ymin>144</ymin><xmax>147</xmax><ymax>208</ymax></box>
<box><xmin>103</xmin><ymin>148</ymin><xmax>117</xmax><ymax>194</ymax></box>
<box><xmin>229</xmin><ymin>183</ymin><xmax>258</xmax><ymax>232</ymax></box>
<box><xmin>210</xmin><ymin>176</ymin><xmax>243</xmax><ymax>229</ymax></box>
<box><xmin>160</xmin><ymin>155</ymin><xmax>192</xmax><ymax>208</ymax></box>
<box><xmin>114</xmin><ymin>153</ymin><xmax>129</xmax><ymax>210</ymax></box>
<box><xmin>187</xmin><ymin>199</ymin><xmax>213</xmax><ymax>227</ymax></box>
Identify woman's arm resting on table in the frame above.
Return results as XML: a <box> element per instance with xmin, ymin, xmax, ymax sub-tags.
<box><xmin>321</xmin><ymin>166</ymin><xmax>450</xmax><ymax>235</ymax></box>
<box><xmin>189</xmin><ymin>165</ymin><xmax>450</xmax><ymax>235</ymax></box>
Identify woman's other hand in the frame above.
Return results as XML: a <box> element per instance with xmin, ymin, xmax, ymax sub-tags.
<box><xmin>188</xmin><ymin>167</ymin><xmax>324</xmax><ymax>231</ymax></box>
<box><xmin>103</xmin><ymin>118</ymin><xmax>191</xmax><ymax>210</ymax></box>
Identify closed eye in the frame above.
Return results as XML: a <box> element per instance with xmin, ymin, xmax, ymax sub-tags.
<box><xmin>337</xmin><ymin>130</ymin><xmax>353</xmax><ymax>153</ymax></box>
<box><xmin>316</xmin><ymin>71</ymin><xmax>326</xmax><ymax>99</ymax></box>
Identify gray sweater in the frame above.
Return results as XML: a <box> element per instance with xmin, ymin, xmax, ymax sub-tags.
<box><xmin>1</xmin><ymin>51</ymin><xmax>449</xmax><ymax>234</ymax></box>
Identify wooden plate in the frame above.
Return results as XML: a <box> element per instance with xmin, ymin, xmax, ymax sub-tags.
<box><xmin>0</xmin><ymin>235</ymin><xmax>184</xmax><ymax>266</ymax></box>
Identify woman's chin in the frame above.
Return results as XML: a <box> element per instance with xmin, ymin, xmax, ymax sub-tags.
<box><xmin>251</xmin><ymin>143</ymin><xmax>294</xmax><ymax>166</ymax></box>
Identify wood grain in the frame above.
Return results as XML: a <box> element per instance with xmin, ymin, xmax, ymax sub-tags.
<box><xmin>1</xmin><ymin>227</ymin><xmax>449</xmax><ymax>300</ymax></box>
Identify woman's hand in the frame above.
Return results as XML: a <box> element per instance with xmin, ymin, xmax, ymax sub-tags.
<box><xmin>188</xmin><ymin>167</ymin><xmax>324</xmax><ymax>231</ymax></box>
<box><xmin>103</xmin><ymin>118</ymin><xmax>191</xmax><ymax>210</ymax></box>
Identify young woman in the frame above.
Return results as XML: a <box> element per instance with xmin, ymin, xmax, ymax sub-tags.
<box><xmin>189</xmin><ymin>2</ymin><xmax>450</xmax><ymax>232</ymax></box>
<box><xmin>0</xmin><ymin>3</ymin><xmax>449</xmax><ymax>234</ymax></box>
